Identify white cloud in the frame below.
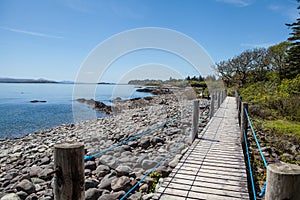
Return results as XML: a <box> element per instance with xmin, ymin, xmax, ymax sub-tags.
<box><xmin>268</xmin><ymin>4</ymin><xmax>281</xmax><ymax>11</ymax></box>
<box><xmin>110</xmin><ymin>2</ymin><xmax>144</xmax><ymax>20</ymax></box>
<box><xmin>0</xmin><ymin>26</ymin><xmax>63</xmax><ymax>39</ymax></box>
<box><xmin>216</xmin><ymin>0</ymin><xmax>254</xmax><ymax>7</ymax></box>
<box><xmin>267</xmin><ymin>3</ymin><xmax>299</xmax><ymax>21</ymax></box>
<box><xmin>63</xmin><ymin>0</ymin><xmax>92</xmax><ymax>14</ymax></box>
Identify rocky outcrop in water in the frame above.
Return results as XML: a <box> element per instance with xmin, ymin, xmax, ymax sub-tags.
<box><xmin>136</xmin><ymin>87</ymin><xmax>172</xmax><ymax>95</ymax></box>
<box><xmin>30</xmin><ymin>100</ymin><xmax>47</xmax><ymax>103</ymax></box>
<box><xmin>76</xmin><ymin>98</ymin><xmax>114</xmax><ymax>114</ymax></box>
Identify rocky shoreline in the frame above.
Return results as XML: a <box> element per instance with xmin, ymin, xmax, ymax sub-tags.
<box><xmin>0</xmin><ymin>91</ymin><xmax>210</xmax><ymax>200</ymax></box>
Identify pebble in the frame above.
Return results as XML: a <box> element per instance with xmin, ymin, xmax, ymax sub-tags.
<box><xmin>16</xmin><ymin>179</ymin><xmax>36</xmax><ymax>194</ymax></box>
<box><xmin>115</xmin><ymin>165</ymin><xmax>132</xmax><ymax>176</ymax></box>
<box><xmin>98</xmin><ymin>172</ymin><xmax>117</xmax><ymax>190</ymax></box>
<box><xmin>111</xmin><ymin>176</ymin><xmax>131</xmax><ymax>192</ymax></box>
<box><xmin>95</xmin><ymin>165</ymin><xmax>110</xmax><ymax>177</ymax></box>
<box><xmin>142</xmin><ymin>160</ymin><xmax>157</xmax><ymax>170</ymax></box>
<box><xmin>85</xmin><ymin>161</ymin><xmax>97</xmax><ymax>171</ymax></box>
<box><xmin>0</xmin><ymin>193</ymin><xmax>21</xmax><ymax>200</ymax></box>
<box><xmin>0</xmin><ymin>94</ymin><xmax>211</xmax><ymax>199</ymax></box>
<box><xmin>98</xmin><ymin>191</ymin><xmax>125</xmax><ymax>200</ymax></box>
<box><xmin>85</xmin><ymin>188</ymin><xmax>102</xmax><ymax>200</ymax></box>
<box><xmin>85</xmin><ymin>179</ymin><xmax>96</xmax><ymax>190</ymax></box>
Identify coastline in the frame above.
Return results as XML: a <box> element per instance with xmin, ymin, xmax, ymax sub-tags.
<box><xmin>0</xmin><ymin>89</ymin><xmax>210</xmax><ymax>199</ymax></box>
<box><xmin>0</xmin><ymin>84</ymin><xmax>155</xmax><ymax>140</ymax></box>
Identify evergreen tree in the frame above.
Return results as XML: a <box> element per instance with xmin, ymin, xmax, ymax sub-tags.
<box><xmin>285</xmin><ymin>0</ymin><xmax>300</xmax><ymax>79</ymax></box>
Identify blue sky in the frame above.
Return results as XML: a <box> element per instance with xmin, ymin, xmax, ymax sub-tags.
<box><xmin>0</xmin><ymin>0</ymin><xmax>298</xmax><ymax>83</ymax></box>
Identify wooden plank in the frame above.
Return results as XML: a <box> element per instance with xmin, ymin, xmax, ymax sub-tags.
<box><xmin>183</xmin><ymin>159</ymin><xmax>246</xmax><ymax>169</ymax></box>
<box><xmin>159</xmin><ymin>195</ymin><xmax>189</xmax><ymax>200</ymax></box>
<box><xmin>190</xmin><ymin>185</ymin><xmax>249</xmax><ymax>199</ymax></box>
<box><xmin>157</xmin><ymin>97</ymin><xmax>250</xmax><ymax>200</ymax></box>
<box><xmin>195</xmin><ymin>175</ymin><xmax>247</xmax><ymax>187</ymax></box>
<box><xmin>158</xmin><ymin>187</ymin><xmax>188</xmax><ymax>197</ymax></box>
<box><xmin>188</xmin><ymin>191</ymin><xmax>248</xmax><ymax>200</ymax></box>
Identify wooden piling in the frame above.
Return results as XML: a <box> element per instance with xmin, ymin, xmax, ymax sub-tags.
<box><xmin>217</xmin><ymin>91</ymin><xmax>221</xmax><ymax>109</ymax></box>
<box><xmin>54</xmin><ymin>142</ymin><xmax>85</xmax><ymax>200</ymax></box>
<box><xmin>240</xmin><ymin>102</ymin><xmax>248</xmax><ymax>145</ymax></box>
<box><xmin>191</xmin><ymin>100</ymin><xmax>199</xmax><ymax>143</ymax></box>
<box><xmin>266</xmin><ymin>162</ymin><xmax>300</xmax><ymax>200</ymax></box>
<box><xmin>235</xmin><ymin>91</ymin><xmax>239</xmax><ymax>109</ymax></box>
<box><xmin>209</xmin><ymin>94</ymin><xmax>215</xmax><ymax>119</ymax></box>
<box><xmin>238</xmin><ymin>97</ymin><xmax>242</xmax><ymax>127</ymax></box>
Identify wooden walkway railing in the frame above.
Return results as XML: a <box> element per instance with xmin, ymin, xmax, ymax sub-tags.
<box><xmin>157</xmin><ymin>97</ymin><xmax>250</xmax><ymax>199</ymax></box>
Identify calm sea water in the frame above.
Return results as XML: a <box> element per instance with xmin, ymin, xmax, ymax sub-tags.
<box><xmin>0</xmin><ymin>83</ymin><xmax>151</xmax><ymax>139</ymax></box>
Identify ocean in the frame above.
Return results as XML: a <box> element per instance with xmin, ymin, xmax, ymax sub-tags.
<box><xmin>0</xmin><ymin>83</ymin><xmax>151</xmax><ymax>139</ymax></box>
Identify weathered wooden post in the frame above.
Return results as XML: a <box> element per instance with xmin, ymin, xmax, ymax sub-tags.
<box><xmin>217</xmin><ymin>91</ymin><xmax>221</xmax><ymax>109</ymax></box>
<box><xmin>265</xmin><ymin>162</ymin><xmax>300</xmax><ymax>200</ymax></box>
<box><xmin>190</xmin><ymin>100</ymin><xmax>199</xmax><ymax>143</ymax></box>
<box><xmin>235</xmin><ymin>91</ymin><xmax>239</xmax><ymax>109</ymax></box>
<box><xmin>54</xmin><ymin>142</ymin><xmax>85</xmax><ymax>200</ymax></box>
<box><xmin>240</xmin><ymin>102</ymin><xmax>248</xmax><ymax>145</ymax></box>
<box><xmin>209</xmin><ymin>94</ymin><xmax>215</xmax><ymax>119</ymax></box>
<box><xmin>238</xmin><ymin>97</ymin><xmax>242</xmax><ymax>127</ymax></box>
<box><xmin>220</xmin><ymin>90</ymin><xmax>223</xmax><ymax>105</ymax></box>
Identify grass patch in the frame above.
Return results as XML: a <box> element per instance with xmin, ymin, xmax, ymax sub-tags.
<box><xmin>149</xmin><ymin>171</ymin><xmax>162</xmax><ymax>193</ymax></box>
<box><xmin>263</xmin><ymin>120</ymin><xmax>300</xmax><ymax>139</ymax></box>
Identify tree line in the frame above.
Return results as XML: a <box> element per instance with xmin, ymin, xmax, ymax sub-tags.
<box><xmin>216</xmin><ymin>0</ymin><xmax>300</xmax><ymax>89</ymax></box>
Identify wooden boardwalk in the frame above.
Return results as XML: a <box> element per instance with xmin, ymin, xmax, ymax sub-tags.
<box><xmin>157</xmin><ymin>97</ymin><xmax>250</xmax><ymax>200</ymax></box>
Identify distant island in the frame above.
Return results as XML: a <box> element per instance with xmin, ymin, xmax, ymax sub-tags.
<box><xmin>0</xmin><ymin>77</ymin><xmax>58</xmax><ymax>83</ymax></box>
<box><xmin>0</xmin><ymin>77</ymin><xmax>115</xmax><ymax>85</ymax></box>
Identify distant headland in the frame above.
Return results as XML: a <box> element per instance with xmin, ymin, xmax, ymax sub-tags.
<box><xmin>0</xmin><ymin>77</ymin><xmax>115</xmax><ymax>85</ymax></box>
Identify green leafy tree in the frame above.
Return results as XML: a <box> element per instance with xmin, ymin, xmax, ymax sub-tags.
<box><xmin>268</xmin><ymin>41</ymin><xmax>290</xmax><ymax>81</ymax></box>
<box><xmin>216</xmin><ymin>48</ymin><xmax>269</xmax><ymax>88</ymax></box>
<box><xmin>249</xmin><ymin>48</ymin><xmax>270</xmax><ymax>83</ymax></box>
<box><xmin>285</xmin><ymin>0</ymin><xmax>300</xmax><ymax>79</ymax></box>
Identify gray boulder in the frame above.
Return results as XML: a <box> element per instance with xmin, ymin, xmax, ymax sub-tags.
<box><xmin>140</xmin><ymin>139</ymin><xmax>151</xmax><ymax>149</ymax></box>
<box><xmin>85</xmin><ymin>161</ymin><xmax>97</xmax><ymax>171</ymax></box>
<box><xmin>98</xmin><ymin>155</ymin><xmax>117</xmax><ymax>168</ymax></box>
<box><xmin>142</xmin><ymin>160</ymin><xmax>156</xmax><ymax>170</ymax></box>
<box><xmin>128</xmin><ymin>192</ymin><xmax>142</xmax><ymax>200</ymax></box>
<box><xmin>98</xmin><ymin>191</ymin><xmax>125</xmax><ymax>200</ymax></box>
<box><xmin>98</xmin><ymin>172</ymin><xmax>116</xmax><ymax>190</ymax></box>
<box><xmin>85</xmin><ymin>179</ymin><xmax>96</xmax><ymax>190</ymax></box>
<box><xmin>29</xmin><ymin>166</ymin><xmax>43</xmax><ymax>177</ymax></box>
<box><xmin>85</xmin><ymin>188</ymin><xmax>102</xmax><ymax>200</ymax></box>
<box><xmin>95</xmin><ymin>165</ymin><xmax>110</xmax><ymax>177</ymax></box>
<box><xmin>16</xmin><ymin>179</ymin><xmax>36</xmax><ymax>194</ymax></box>
<box><xmin>0</xmin><ymin>193</ymin><xmax>21</xmax><ymax>200</ymax></box>
<box><xmin>111</xmin><ymin>176</ymin><xmax>131</xmax><ymax>192</ymax></box>
<box><xmin>116</xmin><ymin>165</ymin><xmax>132</xmax><ymax>176</ymax></box>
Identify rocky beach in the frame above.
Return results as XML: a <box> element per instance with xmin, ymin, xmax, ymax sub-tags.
<box><xmin>0</xmin><ymin>88</ymin><xmax>210</xmax><ymax>200</ymax></box>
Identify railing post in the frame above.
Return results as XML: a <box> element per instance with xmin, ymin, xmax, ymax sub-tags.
<box><xmin>241</xmin><ymin>102</ymin><xmax>248</xmax><ymax>144</ymax></box>
<box><xmin>235</xmin><ymin>91</ymin><xmax>239</xmax><ymax>109</ymax></box>
<box><xmin>217</xmin><ymin>91</ymin><xmax>221</xmax><ymax>109</ymax></box>
<box><xmin>266</xmin><ymin>162</ymin><xmax>300</xmax><ymax>200</ymax></box>
<box><xmin>209</xmin><ymin>94</ymin><xmax>215</xmax><ymax>119</ymax></box>
<box><xmin>220</xmin><ymin>90</ymin><xmax>223</xmax><ymax>104</ymax></box>
<box><xmin>238</xmin><ymin>97</ymin><xmax>242</xmax><ymax>127</ymax></box>
<box><xmin>54</xmin><ymin>142</ymin><xmax>85</xmax><ymax>200</ymax></box>
<box><xmin>191</xmin><ymin>100</ymin><xmax>199</xmax><ymax>143</ymax></box>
